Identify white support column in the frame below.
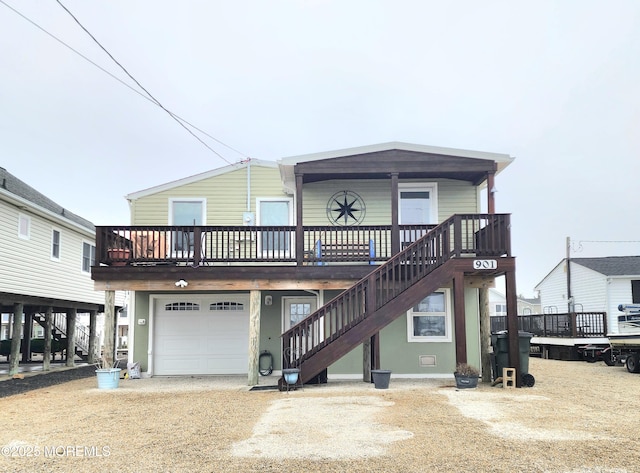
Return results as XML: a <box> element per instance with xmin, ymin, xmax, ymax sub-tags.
<box><xmin>248</xmin><ymin>290</ymin><xmax>261</xmax><ymax>386</ymax></box>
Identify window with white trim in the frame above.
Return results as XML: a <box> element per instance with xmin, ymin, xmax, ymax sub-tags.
<box><xmin>495</xmin><ymin>303</ymin><xmax>507</xmax><ymax>317</ymax></box>
<box><xmin>82</xmin><ymin>242</ymin><xmax>95</xmax><ymax>273</ymax></box>
<box><xmin>407</xmin><ymin>288</ymin><xmax>452</xmax><ymax>342</ymax></box>
<box><xmin>165</xmin><ymin>302</ymin><xmax>200</xmax><ymax>311</ymax></box>
<box><xmin>18</xmin><ymin>214</ymin><xmax>30</xmax><ymax>239</ymax></box>
<box><xmin>51</xmin><ymin>229</ymin><xmax>61</xmax><ymax>260</ymax></box>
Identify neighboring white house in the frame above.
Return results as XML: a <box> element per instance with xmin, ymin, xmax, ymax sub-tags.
<box><xmin>534</xmin><ymin>256</ymin><xmax>640</xmax><ymax>335</ymax></box>
<box><xmin>488</xmin><ymin>288</ymin><xmax>541</xmax><ymax>317</ymax></box>
<box><xmin>0</xmin><ymin>166</ymin><xmax>124</xmax><ymax>365</ymax></box>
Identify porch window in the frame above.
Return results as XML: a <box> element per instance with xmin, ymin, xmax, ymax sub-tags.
<box><xmin>18</xmin><ymin>214</ymin><xmax>30</xmax><ymax>240</ymax></box>
<box><xmin>51</xmin><ymin>229</ymin><xmax>61</xmax><ymax>260</ymax></box>
<box><xmin>407</xmin><ymin>288</ymin><xmax>452</xmax><ymax>342</ymax></box>
<box><xmin>169</xmin><ymin>198</ymin><xmax>205</xmax><ymax>255</ymax></box>
<box><xmin>257</xmin><ymin>198</ymin><xmax>292</xmax><ymax>256</ymax></box>
<box><xmin>82</xmin><ymin>242</ymin><xmax>95</xmax><ymax>273</ymax></box>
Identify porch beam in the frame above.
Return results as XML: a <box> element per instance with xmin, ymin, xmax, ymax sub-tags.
<box><xmin>248</xmin><ymin>290</ymin><xmax>261</xmax><ymax>386</ymax></box>
<box><xmin>453</xmin><ymin>272</ymin><xmax>467</xmax><ymax>364</ymax></box>
<box><xmin>390</xmin><ymin>172</ymin><xmax>399</xmax><ymax>255</ymax></box>
<box><xmin>295</xmin><ymin>173</ymin><xmax>304</xmax><ymax>265</ymax></box>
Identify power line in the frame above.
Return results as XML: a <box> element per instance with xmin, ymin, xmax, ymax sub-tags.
<box><xmin>1</xmin><ymin>0</ymin><xmax>246</xmax><ymax>164</ymax></box>
<box><xmin>54</xmin><ymin>0</ymin><xmax>236</xmax><ymax>165</ymax></box>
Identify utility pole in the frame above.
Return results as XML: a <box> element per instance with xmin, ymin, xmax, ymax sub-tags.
<box><xmin>566</xmin><ymin>236</ymin><xmax>572</xmax><ymax>312</ymax></box>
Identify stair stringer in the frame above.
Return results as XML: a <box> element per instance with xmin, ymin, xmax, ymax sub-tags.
<box><xmin>298</xmin><ymin>258</ymin><xmax>457</xmax><ymax>384</ymax></box>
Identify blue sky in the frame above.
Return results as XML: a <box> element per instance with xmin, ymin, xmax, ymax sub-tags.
<box><xmin>2</xmin><ymin>0</ymin><xmax>639</xmax><ymax>297</ymax></box>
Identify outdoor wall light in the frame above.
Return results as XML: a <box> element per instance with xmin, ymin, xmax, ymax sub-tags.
<box><xmin>265</xmin><ymin>295</ymin><xmax>273</xmax><ymax>306</ymax></box>
<box><xmin>175</xmin><ymin>279</ymin><xmax>188</xmax><ymax>288</ymax></box>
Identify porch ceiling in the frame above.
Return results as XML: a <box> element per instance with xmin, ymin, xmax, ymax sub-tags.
<box><xmin>291</xmin><ymin>149</ymin><xmax>498</xmax><ymax>185</ymax></box>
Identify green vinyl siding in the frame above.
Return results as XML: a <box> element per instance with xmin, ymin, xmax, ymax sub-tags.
<box><xmin>130</xmin><ymin>164</ymin><xmax>285</xmax><ymax>226</ymax></box>
<box><xmin>303</xmin><ymin>179</ymin><xmax>478</xmax><ymax>226</ymax></box>
<box><xmin>328</xmin><ymin>286</ymin><xmax>480</xmax><ymax>375</ymax></box>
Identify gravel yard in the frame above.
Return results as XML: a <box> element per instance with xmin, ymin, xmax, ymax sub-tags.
<box><xmin>2</xmin><ymin>357</ymin><xmax>640</xmax><ymax>473</ymax></box>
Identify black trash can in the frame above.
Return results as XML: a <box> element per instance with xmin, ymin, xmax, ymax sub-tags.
<box><xmin>491</xmin><ymin>331</ymin><xmax>533</xmax><ymax>379</ymax></box>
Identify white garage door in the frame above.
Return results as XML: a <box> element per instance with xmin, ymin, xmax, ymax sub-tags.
<box><xmin>153</xmin><ymin>296</ymin><xmax>250</xmax><ymax>375</ymax></box>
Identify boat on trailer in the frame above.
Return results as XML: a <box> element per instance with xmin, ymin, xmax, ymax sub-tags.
<box><xmin>605</xmin><ymin>304</ymin><xmax>640</xmax><ymax>372</ymax></box>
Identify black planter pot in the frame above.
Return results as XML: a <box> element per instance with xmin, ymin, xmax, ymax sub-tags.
<box><xmin>454</xmin><ymin>373</ymin><xmax>478</xmax><ymax>389</ymax></box>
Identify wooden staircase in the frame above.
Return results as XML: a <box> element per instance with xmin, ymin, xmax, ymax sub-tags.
<box><xmin>32</xmin><ymin>312</ymin><xmax>93</xmax><ymax>361</ymax></box>
<box><xmin>281</xmin><ymin>213</ymin><xmax>511</xmax><ymax>385</ymax></box>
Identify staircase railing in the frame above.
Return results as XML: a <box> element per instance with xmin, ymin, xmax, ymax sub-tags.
<box><xmin>33</xmin><ymin>312</ymin><xmax>92</xmax><ymax>357</ymax></box>
<box><xmin>281</xmin><ymin>213</ymin><xmax>511</xmax><ymax>371</ymax></box>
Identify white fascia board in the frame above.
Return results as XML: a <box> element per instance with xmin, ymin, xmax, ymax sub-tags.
<box><xmin>278</xmin><ymin>141</ymin><xmax>514</xmax><ymax>173</ymax></box>
<box><xmin>126</xmin><ymin>159</ymin><xmax>278</xmax><ymax>201</ymax></box>
<box><xmin>0</xmin><ymin>188</ymin><xmax>95</xmax><ymax>237</ymax></box>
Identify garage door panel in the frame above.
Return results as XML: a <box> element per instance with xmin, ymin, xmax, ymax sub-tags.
<box><xmin>153</xmin><ymin>297</ymin><xmax>250</xmax><ymax>376</ymax></box>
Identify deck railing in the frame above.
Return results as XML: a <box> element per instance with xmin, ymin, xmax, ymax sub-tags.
<box><xmin>281</xmin><ymin>214</ymin><xmax>511</xmax><ymax>369</ymax></box>
<box><xmin>95</xmin><ymin>215</ymin><xmax>509</xmax><ymax>267</ymax></box>
<box><xmin>490</xmin><ymin>312</ymin><xmax>608</xmax><ymax>338</ymax></box>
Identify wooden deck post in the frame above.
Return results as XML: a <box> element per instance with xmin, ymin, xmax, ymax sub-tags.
<box><xmin>9</xmin><ymin>303</ymin><xmax>23</xmax><ymax>376</ymax></box>
<box><xmin>66</xmin><ymin>308</ymin><xmax>77</xmax><ymax>367</ymax></box>
<box><xmin>479</xmin><ymin>285</ymin><xmax>491</xmax><ymax>382</ymax></box>
<box><xmin>43</xmin><ymin>307</ymin><xmax>52</xmax><ymax>371</ymax></box>
<box><xmin>295</xmin><ymin>173</ymin><xmax>304</xmax><ymax>266</ymax></box>
<box><xmin>21</xmin><ymin>311</ymin><xmax>33</xmax><ymax>363</ymax></box>
<box><xmin>505</xmin><ymin>269</ymin><xmax>521</xmax><ymax>387</ymax></box>
<box><xmin>88</xmin><ymin>310</ymin><xmax>97</xmax><ymax>364</ymax></box>
<box><xmin>103</xmin><ymin>291</ymin><xmax>116</xmax><ymax>368</ymax></box>
<box><xmin>248</xmin><ymin>290</ymin><xmax>261</xmax><ymax>386</ymax></box>
<box><xmin>390</xmin><ymin>172</ymin><xmax>399</xmax><ymax>255</ymax></box>
<box><xmin>453</xmin><ymin>273</ymin><xmax>467</xmax><ymax>364</ymax></box>
<box><xmin>363</xmin><ymin>338</ymin><xmax>371</xmax><ymax>382</ymax></box>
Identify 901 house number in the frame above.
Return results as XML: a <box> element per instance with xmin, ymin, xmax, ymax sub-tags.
<box><xmin>473</xmin><ymin>259</ymin><xmax>497</xmax><ymax>270</ymax></box>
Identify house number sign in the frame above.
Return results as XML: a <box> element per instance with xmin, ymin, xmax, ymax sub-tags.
<box><xmin>473</xmin><ymin>259</ymin><xmax>497</xmax><ymax>270</ymax></box>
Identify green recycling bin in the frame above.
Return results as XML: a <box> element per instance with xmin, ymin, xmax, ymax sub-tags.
<box><xmin>491</xmin><ymin>331</ymin><xmax>533</xmax><ymax>380</ymax></box>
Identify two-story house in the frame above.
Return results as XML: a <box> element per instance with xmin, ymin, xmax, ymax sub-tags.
<box><xmin>91</xmin><ymin>142</ymin><xmax>522</xmax><ymax>386</ymax></box>
<box><xmin>0</xmin><ymin>167</ymin><xmax>121</xmax><ymax>374</ymax></box>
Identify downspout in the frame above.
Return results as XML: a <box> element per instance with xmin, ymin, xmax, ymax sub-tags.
<box><xmin>246</xmin><ymin>158</ymin><xmax>251</xmax><ymax>212</ymax></box>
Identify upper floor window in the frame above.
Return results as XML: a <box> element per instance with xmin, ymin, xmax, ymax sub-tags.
<box><xmin>407</xmin><ymin>288</ymin><xmax>452</xmax><ymax>342</ymax></box>
<box><xmin>18</xmin><ymin>214</ymin><xmax>31</xmax><ymax>240</ymax></box>
<box><xmin>82</xmin><ymin>242</ymin><xmax>95</xmax><ymax>273</ymax></box>
<box><xmin>495</xmin><ymin>303</ymin><xmax>507</xmax><ymax>316</ymax></box>
<box><xmin>51</xmin><ymin>229</ymin><xmax>61</xmax><ymax>260</ymax></box>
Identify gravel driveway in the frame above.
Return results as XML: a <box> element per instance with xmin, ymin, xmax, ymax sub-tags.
<box><xmin>2</xmin><ymin>357</ymin><xmax>640</xmax><ymax>472</ymax></box>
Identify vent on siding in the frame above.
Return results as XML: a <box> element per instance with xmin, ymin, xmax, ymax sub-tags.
<box><xmin>209</xmin><ymin>302</ymin><xmax>244</xmax><ymax>311</ymax></box>
<box><xmin>419</xmin><ymin>355</ymin><xmax>437</xmax><ymax>367</ymax></box>
<box><xmin>165</xmin><ymin>302</ymin><xmax>200</xmax><ymax>311</ymax></box>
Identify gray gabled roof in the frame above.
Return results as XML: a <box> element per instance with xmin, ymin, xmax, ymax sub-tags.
<box><xmin>572</xmin><ymin>256</ymin><xmax>640</xmax><ymax>276</ymax></box>
<box><xmin>0</xmin><ymin>167</ymin><xmax>94</xmax><ymax>231</ymax></box>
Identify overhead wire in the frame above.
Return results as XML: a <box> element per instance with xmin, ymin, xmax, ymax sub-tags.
<box><xmin>54</xmin><ymin>0</ymin><xmax>237</xmax><ymax>165</ymax></box>
<box><xmin>0</xmin><ymin>0</ymin><xmax>246</xmax><ymax>164</ymax></box>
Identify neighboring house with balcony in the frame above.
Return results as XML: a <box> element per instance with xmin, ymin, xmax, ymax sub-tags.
<box><xmin>535</xmin><ymin>256</ymin><xmax>640</xmax><ymax>335</ymax></box>
<box><xmin>91</xmin><ymin>142</ymin><xmax>522</xmax><ymax>385</ymax></box>
<box><xmin>0</xmin><ymin>167</ymin><xmax>121</xmax><ymax>369</ymax></box>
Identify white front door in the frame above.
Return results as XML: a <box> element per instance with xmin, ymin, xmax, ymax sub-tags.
<box><xmin>283</xmin><ymin>297</ymin><xmax>320</xmax><ymax>356</ymax></box>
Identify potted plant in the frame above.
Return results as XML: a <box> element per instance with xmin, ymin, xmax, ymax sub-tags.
<box><xmin>454</xmin><ymin>362</ymin><xmax>479</xmax><ymax>389</ymax></box>
<box><xmin>107</xmin><ymin>235</ymin><xmax>132</xmax><ymax>266</ymax></box>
